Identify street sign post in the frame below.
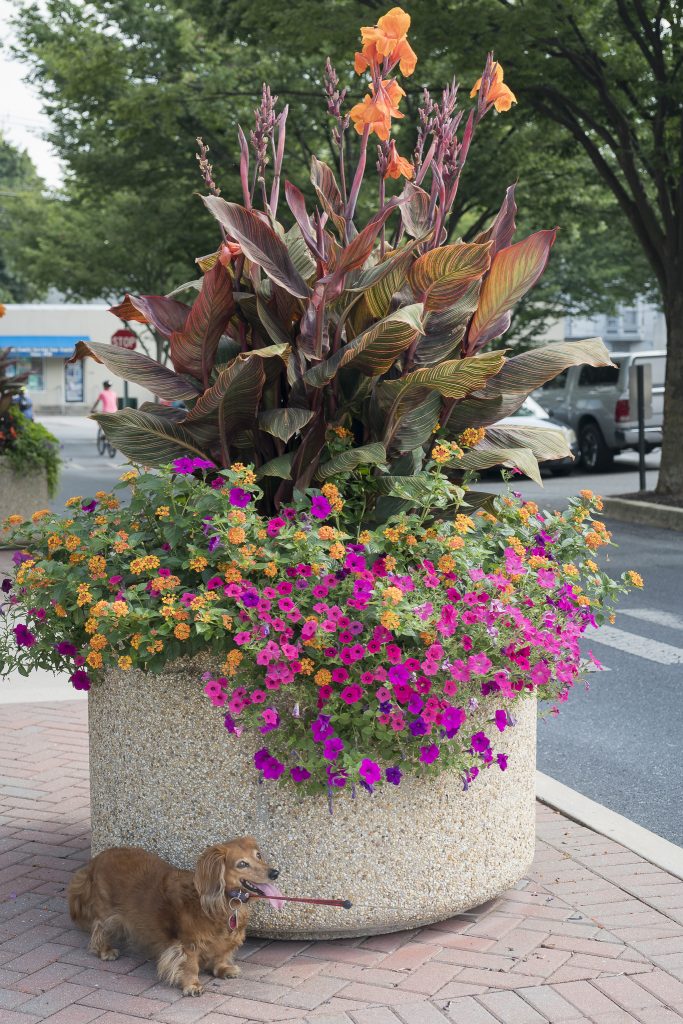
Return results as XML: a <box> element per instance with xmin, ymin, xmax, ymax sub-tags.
<box><xmin>110</xmin><ymin>329</ymin><xmax>137</xmax><ymax>405</ymax></box>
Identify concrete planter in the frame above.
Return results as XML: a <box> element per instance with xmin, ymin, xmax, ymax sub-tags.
<box><xmin>89</xmin><ymin>659</ymin><xmax>536</xmax><ymax>939</ymax></box>
<box><xmin>0</xmin><ymin>457</ymin><xmax>49</xmax><ymax>524</ymax></box>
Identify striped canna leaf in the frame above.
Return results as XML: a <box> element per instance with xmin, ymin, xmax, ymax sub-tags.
<box><xmin>409</xmin><ymin>242</ymin><xmax>493</xmax><ymax>312</ymax></box>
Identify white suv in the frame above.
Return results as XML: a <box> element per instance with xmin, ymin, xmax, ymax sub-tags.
<box><xmin>535</xmin><ymin>350</ymin><xmax>665</xmax><ymax>472</ymax></box>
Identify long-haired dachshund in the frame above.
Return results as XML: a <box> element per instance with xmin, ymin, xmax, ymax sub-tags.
<box><xmin>68</xmin><ymin>837</ymin><xmax>283</xmax><ymax>996</ymax></box>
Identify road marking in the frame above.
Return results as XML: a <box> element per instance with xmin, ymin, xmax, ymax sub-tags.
<box><xmin>619</xmin><ymin>608</ymin><xmax>683</xmax><ymax>632</ymax></box>
<box><xmin>592</xmin><ymin>625</ymin><xmax>683</xmax><ymax>665</ymax></box>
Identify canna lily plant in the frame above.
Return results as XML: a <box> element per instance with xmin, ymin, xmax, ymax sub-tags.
<box><xmin>70</xmin><ymin>7</ymin><xmax>610</xmax><ymax>517</ymax></box>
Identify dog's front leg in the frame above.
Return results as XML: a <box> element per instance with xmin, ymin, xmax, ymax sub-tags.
<box><xmin>157</xmin><ymin>943</ymin><xmax>203</xmax><ymax>996</ymax></box>
<box><xmin>212</xmin><ymin>954</ymin><xmax>240</xmax><ymax>979</ymax></box>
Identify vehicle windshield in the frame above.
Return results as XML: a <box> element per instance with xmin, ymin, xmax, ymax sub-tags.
<box><xmin>512</xmin><ymin>397</ymin><xmax>550</xmax><ymax>420</ymax></box>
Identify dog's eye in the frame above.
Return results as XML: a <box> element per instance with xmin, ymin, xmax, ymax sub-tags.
<box><xmin>236</xmin><ymin>860</ymin><xmax>249</xmax><ymax>869</ymax></box>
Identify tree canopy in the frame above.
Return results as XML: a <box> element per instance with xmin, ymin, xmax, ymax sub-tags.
<box><xmin>9</xmin><ymin>0</ymin><xmax>650</xmax><ymax>346</ymax></box>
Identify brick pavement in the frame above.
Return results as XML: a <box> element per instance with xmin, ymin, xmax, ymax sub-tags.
<box><xmin>2</xmin><ymin>701</ymin><xmax>683</xmax><ymax>1024</ymax></box>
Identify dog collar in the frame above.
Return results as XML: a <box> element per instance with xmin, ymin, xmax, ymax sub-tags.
<box><xmin>227</xmin><ymin>889</ymin><xmax>250</xmax><ymax>930</ymax></box>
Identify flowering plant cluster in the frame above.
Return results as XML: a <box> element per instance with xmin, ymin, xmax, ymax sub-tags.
<box><xmin>0</xmin><ymin>457</ymin><xmax>641</xmax><ymax>796</ymax></box>
<box><xmin>0</xmin><ymin>348</ymin><xmax>61</xmax><ymax>497</ymax></box>
<box><xmin>67</xmin><ymin>6</ymin><xmax>611</xmax><ymax>517</ymax></box>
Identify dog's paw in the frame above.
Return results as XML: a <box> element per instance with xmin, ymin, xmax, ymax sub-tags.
<box><xmin>99</xmin><ymin>948</ymin><xmax>120</xmax><ymax>961</ymax></box>
<box><xmin>213</xmin><ymin>963</ymin><xmax>240</xmax><ymax>979</ymax></box>
<box><xmin>182</xmin><ymin>981</ymin><xmax>204</xmax><ymax>997</ymax></box>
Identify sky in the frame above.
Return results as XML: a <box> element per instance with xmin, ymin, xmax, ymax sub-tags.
<box><xmin>0</xmin><ymin>0</ymin><xmax>63</xmax><ymax>188</ymax></box>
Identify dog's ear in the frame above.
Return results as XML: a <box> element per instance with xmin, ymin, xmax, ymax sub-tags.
<box><xmin>194</xmin><ymin>846</ymin><xmax>228</xmax><ymax>919</ymax></box>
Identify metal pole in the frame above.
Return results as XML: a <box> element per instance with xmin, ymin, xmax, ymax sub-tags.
<box><xmin>636</xmin><ymin>363</ymin><xmax>647</xmax><ymax>492</ymax></box>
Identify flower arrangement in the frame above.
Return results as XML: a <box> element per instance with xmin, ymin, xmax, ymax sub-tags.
<box><xmin>0</xmin><ymin>454</ymin><xmax>640</xmax><ymax>796</ymax></box>
<box><xmin>66</xmin><ymin>7</ymin><xmax>611</xmax><ymax>517</ymax></box>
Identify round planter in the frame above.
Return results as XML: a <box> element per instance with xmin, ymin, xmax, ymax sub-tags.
<box><xmin>88</xmin><ymin>659</ymin><xmax>536</xmax><ymax>939</ymax></box>
<box><xmin>0</xmin><ymin>457</ymin><xmax>49</xmax><ymax>525</ymax></box>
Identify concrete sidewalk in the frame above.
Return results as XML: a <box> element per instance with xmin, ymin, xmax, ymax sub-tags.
<box><xmin>2</xmin><ymin>703</ymin><xmax>683</xmax><ymax>1024</ymax></box>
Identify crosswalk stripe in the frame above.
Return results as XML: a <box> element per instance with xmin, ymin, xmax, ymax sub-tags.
<box><xmin>619</xmin><ymin>608</ymin><xmax>683</xmax><ymax>632</ymax></box>
<box><xmin>591</xmin><ymin>625</ymin><xmax>683</xmax><ymax>666</ymax></box>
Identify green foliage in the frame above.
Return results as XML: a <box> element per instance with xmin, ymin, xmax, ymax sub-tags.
<box><xmin>1</xmin><ymin>407</ymin><xmax>61</xmax><ymax>498</ymax></box>
<box><xmin>9</xmin><ymin>0</ymin><xmax>652</xmax><ymax>325</ymax></box>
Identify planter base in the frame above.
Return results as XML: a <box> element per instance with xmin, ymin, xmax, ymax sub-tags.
<box><xmin>89</xmin><ymin>662</ymin><xmax>536</xmax><ymax>939</ymax></box>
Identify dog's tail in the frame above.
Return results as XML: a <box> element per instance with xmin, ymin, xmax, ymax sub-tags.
<box><xmin>68</xmin><ymin>865</ymin><xmax>94</xmax><ymax>928</ymax></box>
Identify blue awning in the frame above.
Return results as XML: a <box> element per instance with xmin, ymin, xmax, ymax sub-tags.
<box><xmin>0</xmin><ymin>336</ymin><xmax>90</xmax><ymax>357</ymax></box>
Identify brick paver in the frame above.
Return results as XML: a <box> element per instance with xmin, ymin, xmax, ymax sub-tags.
<box><xmin>1</xmin><ymin>700</ymin><xmax>683</xmax><ymax>1023</ymax></box>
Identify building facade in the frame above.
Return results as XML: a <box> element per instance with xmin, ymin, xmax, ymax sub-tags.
<box><xmin>564</xmin><ymin>299</ymin><xmax>665</xmax><ymax>352</ymax></box>
<box><xmin>0</xmin><ymin>304</ymin><xmax>153</xmax><ymax>414</ymax></box>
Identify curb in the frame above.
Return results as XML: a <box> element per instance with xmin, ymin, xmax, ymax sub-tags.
<box><xmin>536</xmin><ymin>771</ymin><xmax>683</xmax><ymax>880</ymax></box>
<box><xmin>603</xmin><ymin>496</ymin><xmax>683</xmax><ymax>532</ymax></box>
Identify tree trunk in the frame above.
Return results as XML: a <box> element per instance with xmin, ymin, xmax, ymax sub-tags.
<box><xmin>656</xmin><ymin>289</ymin><xmax>683</xmax><ymax>499</ymax></box>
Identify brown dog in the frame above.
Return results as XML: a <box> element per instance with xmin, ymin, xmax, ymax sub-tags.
<box><xmin>68</xmin><ymin>837</ymin><xmax>282</xmax><ymax>995</ymax></box>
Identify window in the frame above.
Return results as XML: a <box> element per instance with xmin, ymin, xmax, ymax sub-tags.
<box><xmin>622</xmin><ymin>308</ymin><xmax>638</xmax><ymax>332</ymax></box>
<box><xmin>6</xmin><ymin>357</ymin><xmax>45</xmax><ymax>391</ymax></box>
<box><xmin>606</xmin><ymin>316</ymin><xmax>619</xmax><ymax>334</ymax></box>
<box><xmin>578</xmin><ymin>364</ymin><xmax>620</xmax><ymax>387</ymax></box>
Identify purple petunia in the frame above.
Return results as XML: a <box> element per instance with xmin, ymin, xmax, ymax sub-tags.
<box><xmin>13</xmin><ymin>624</ymin><xmax>35</xmax><ymax>648</ymax></box>
<box><xmin>310</xmin><ymin>495</ymin><xmax>332</xmax><ymax>520</ymax></box>
<box><xmin>419</xmin><ymin>744</ymin><xmax>440</xmax><ymax>764</ymax></box>
<box><xmin>81</xmin><ymin>500</ymin><xmax>97</xmax><ymax>513</ymax></box>
<box><xmin>261</xmin><ymin>756</ymin><xmax>285</xmax><ymax>780</ymax></box>
<box><xmin>311</xmin><ymin>714</ymin><xmax>333</xmax><ymax>742</ymax></box>
<box><xmin>386</xmin><ymin>766</ymin><xmax>402</xmax><ymax>785</ymax></box>
<box><xmin>322</xmin><ymin>736</ymin><xmax>344</xmax><ymax>761</ymax></box>
<box><xmin>12</xmin><ymin>551</ymin><xmax>31</xmax><ymax>567</ymax></box>
<box><xmin>471</xmin><ymin>731</ymin><xmax>491</xmax><ymax>753</ymax></box>
<box><xmin>172</xmin><ymin>456</ymin><xmax>216</xmax><ymax>475</ymax></box>
<box><xmin>55</xmin><ymin>641</ymin><xmax>78</xmax><ymax>657</ymax></box>
<box><xmin>69</xmin><ymin>669</ymin><xmax>91</xmax><ymax>691</ymax></box>
<box><xmin>494</xmin><ymin>709</ymin><xmax>508</xmax><ymax>733</ymax></box>
<box><xmin>497</xmin><ymin>753</ymin><xmax>508</xmax><ymax>771</ymax></box>
<box><xmin>441</xmin><ymin>706</ymin><xmax>466</xmax><ymax>737</ymax></box>
<box><xmin>290</xmin><ymin>766</ymin><xmax>311</xmax><ymax>782</ymax></box>
<box><xmin>1</xmin><ymin>578</ymin><xmax>12</xmax><ymax>593</ymax></box>
<box><xmin>229</xmin><ymin>487</ymin><xmax>252</xmax><ymax>508</ymax></box>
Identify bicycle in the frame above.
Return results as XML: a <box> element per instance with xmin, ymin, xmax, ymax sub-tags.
<box><xmin>96</xmin><ymin>426</ymin><xmax>117</xmax><ymax>458</ymax></box>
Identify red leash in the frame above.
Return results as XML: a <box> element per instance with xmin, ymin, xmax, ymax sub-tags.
<box><xmin>252</xmin><ymin>893</ymin><xmax>352</xmax><ymax>909</ymax></box>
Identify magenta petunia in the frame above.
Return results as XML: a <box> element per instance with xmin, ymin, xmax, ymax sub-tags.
<box><xmin>359</xmin><ymin>759</ymin><xmax>381</xmax><ymax>785</ymax></box>
<box><xmin>13</xmin><ymin>624</ymin><xmax>35</xmax><ymax>648</ymax></box>
<box><xmin>419</xmin><ymin>744</ymin><xmax>440</xmax><ymax>764</ymax></box>
<box><xmin>229</xmin><ymin>487</ymin><xmax>252</xmax><ymax>508</ymax></box>
<box><xmin>291</xmin><ymin>766</ymin><xmax>311</xmax><ymax>782</ymax></box>
<box><xmin>323</xmin><ymin>736</ymin><xmax>344</xmax><ymax>761</ymax></box>
<box><xmin>310</xmin><ymin>495</ymin><xmax>332</xmax><ymax>520</ymax></box>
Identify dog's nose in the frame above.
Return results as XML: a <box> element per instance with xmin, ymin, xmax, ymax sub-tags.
<box><xmin>268</xmin><ymin>868</ymin><xmax>280</xmax><ymax>880</ymax></box>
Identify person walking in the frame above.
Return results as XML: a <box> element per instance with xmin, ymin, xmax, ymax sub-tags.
<box><xmin>91</xmin><ymin>380</ymin><xmax>119</xmax><ymax>414</ymax></box>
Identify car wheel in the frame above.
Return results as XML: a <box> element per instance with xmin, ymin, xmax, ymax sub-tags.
<box><xmin>549</xmin><ymin>461</ymin><xmax>573</xmax><ymax>477</ymax></box>
<box><xmin>579</xmin><ymin>422</ymin><xmax>614</xmax><ymax>473</ymax></box>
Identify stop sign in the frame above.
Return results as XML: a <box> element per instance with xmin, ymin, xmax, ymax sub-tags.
<box><xmin>111</xmin><ymin>328</ymin><xmax>137</xmax><ymax>350</ymax></box>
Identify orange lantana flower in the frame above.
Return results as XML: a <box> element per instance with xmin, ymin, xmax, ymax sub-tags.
<box><xmin>355</xmin><ymin>7</ymin><xmax>417</xmax><ymax>77</ymax></box>
<box><xmin>470</xmin><ymin>61</ymin><xmax>517</xmax><ymax>113</ymax></box>
<box><xmin>350</xmin><ymin>79</ymin><xmax>405</xmax><ymax>140</ymax></box>
<box><xmin>384</xmin><ymin>140</ymin><xmax>414</xmax><ymax>180</ymax></box>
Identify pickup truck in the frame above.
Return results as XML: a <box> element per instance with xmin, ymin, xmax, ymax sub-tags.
<box><xmin>534</xmin><ymin>349</ymin><xmax>665</xmax><ymax>472</ymax></box>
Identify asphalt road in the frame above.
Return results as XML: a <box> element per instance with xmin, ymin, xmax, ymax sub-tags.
<box><xmin>35</xmin><ymin>418</ymin><xmax>683</xmax><ymax>846</ymax></box>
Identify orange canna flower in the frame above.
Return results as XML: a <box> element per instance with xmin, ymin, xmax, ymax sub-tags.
<box><xmin>349</xmin><ymin>79</ymin><xmax>405</xmax><ymax>140</ymax></box>
<box><xmin>384</xmin><ymin>140</ymin><xmax>414</xmax><ymax>180</ymax></box>
<box><xmin>356</xmin><ymin>7</ymin><xmax>417</xmax><ymax>77</ymax></box>
<box><xmin>470</xmin><ymin>61</ymin><xmax>517</xmax><ymax>113</ymax></box>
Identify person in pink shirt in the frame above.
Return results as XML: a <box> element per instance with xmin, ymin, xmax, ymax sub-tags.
<box><xmin>91</xmin><ymin>380</ymin><xmax>119</xmax><ymax>414</ymax></box>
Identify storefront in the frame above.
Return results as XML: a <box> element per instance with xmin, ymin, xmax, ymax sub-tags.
<box><xmin>0</xmin><ymin>305</ymin><xmax>153</xmax><ymax>414</ymax></box>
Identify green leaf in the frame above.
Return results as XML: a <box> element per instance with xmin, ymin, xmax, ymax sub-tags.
<box><xmin>67</xmin><ymin>340</ymin><xmax>201</xmax><ymax>401</ymax></box>
<box><xmin>392</xmin><ymin>352</ymin><xmax>505</xmax><ymax>401</ymax></box>
<box><xmin>481</xmin><ymin>424</ymin><xmax>572</xmax><ymax>462</ymax></box>
<box><xmin>183</xmin><ymin>353</ymin><xmax>266</xmax><ymax>446</ymax></box>
<box><xmin>304</xmin><ymin>303</ymin><xmax>423</xmax><ymax>387</ymax></box>
<box><xmin>374</xmin><ymin>473</ymin><xmax>435</xmax><ymax>504</ymax></box>
<box><xmin>464</xmin><ymin>228</ymin><xmax>557</xmax><ymax>353</ymax></box>
<box><xmin>202</xmin><ymin>196</ymin><xmax>310</xmax><ymax>299</ymax></box>
<box><xmin>258</xmin><ymin>407</ymin><xmax>314</xmax><ymax>442</ymax></box>
<box><xmin>416</xmin><ymin>282</ymin><xmax>482</xmax><ymax>366</ymax></box>
<box><xmin>400</xmin><ymin>181</ymin><xmax>431</xmax><ymax>238</ymax></box>
<box><xmin>92</xmin><ymin>408</ymin><xmax>209</xmax><ymax>465</ymax></box>
<box><xmin>456</xmin><ymin>444</ymin><xmax>543</xmax><ymax>485</ymax></box>
<box><xmin>409</xmin><ymin>242</ymin><xmax>492</xmax><ymax>312</ymax></box>
<box><xmin>256</xmin><ymin>452</ymin><xmax>294</xmax><ymax>479</ymax></box>
<box><xmin>323</xmin><ymin>201</ymin><xmax>402</xmax><ymax>295</ymax></box>
<box><xmin>316</xmin><ymin>442</ymin><xmax>387</xmax><ymax>479</ymax></box>
<box><xmin>443</xmin><ymin>337</ymin><xmax>613</xmax><ymax>435</ymax></box>
<box><xmin>285</xmin><ymin>224</ymin><xmax>317</xmax><ymax>281</ymax></box>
